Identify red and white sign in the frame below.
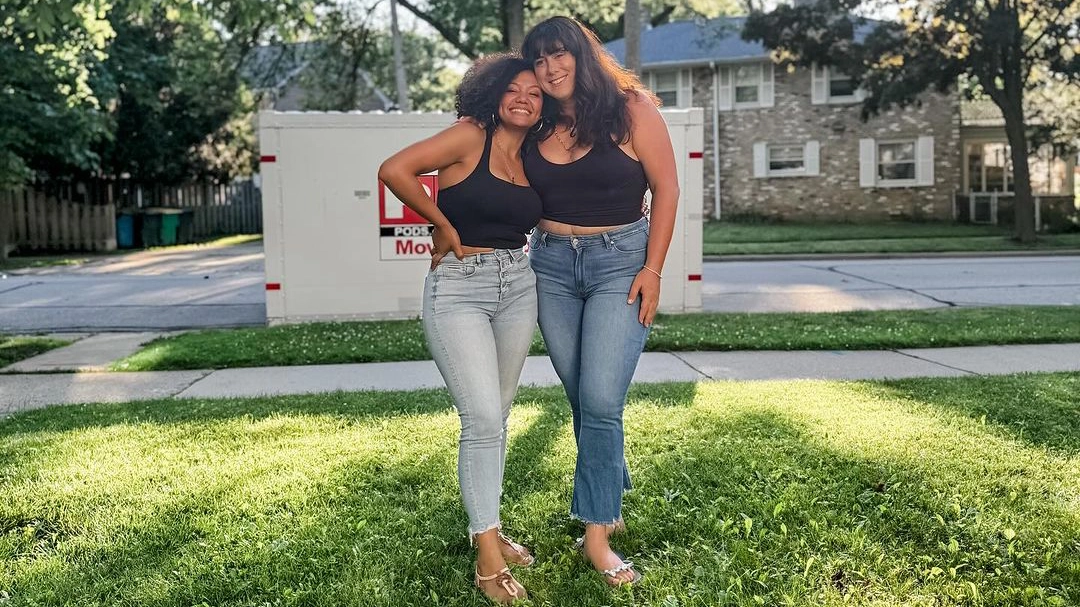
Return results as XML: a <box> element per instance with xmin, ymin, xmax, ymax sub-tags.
<box><xmin>378</xmin><ymin>174</ymin><xmax>437</xmax><ymax>260</ymax></box>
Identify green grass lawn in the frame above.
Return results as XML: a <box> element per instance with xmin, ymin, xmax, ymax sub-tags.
<box><xmin>0</xmin><ymin>336</ymin><xmax>71</xmax><ymax>368</ymax></box>
<box><xmin>702</xmin><ymin>221</ymin><xmax>1080</xmax><ymax>256</ymax></box>
<box><xmin>1</xmin><ymin>373</ymin><xmax>1077</xmax><ymax>605</ymax></box>
<box><xmin>111</xmin><ymin>306</ymin><xmax>1080</xmax><ymax>371</ymax></box>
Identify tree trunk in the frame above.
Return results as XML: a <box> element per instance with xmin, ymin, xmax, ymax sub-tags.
<box><xmin>997</xmin><ymin>5</ymin><xmax>1035</xmax><ymax>244</ymax></box>
<box><xmin>625</xmin><ymin>0</ymin><xmax>641</xmax><ymax>76</ymax></box>
<box><xmin>396</xmin><ymin>0</ymin><xmax>477</xmax><ymax>59</ymax></box>
<box><xmin>0</xmin><ymin>191</ymin><xmax>11</xmax><ymax>261</ymax></box>
<box><xmin>1003</xmin><ymin>107</ymin><xmax>1037</xmax><ymax>243</ymax></box>
<box><xmin>506</xmin><ymin>0</ymin><xmax>524</xmax><ymax>51</ymax></box>
<box><xmin>389</xmin><ymin>0</ymin><xmax>410</xmax><ymax>111</ymax></box>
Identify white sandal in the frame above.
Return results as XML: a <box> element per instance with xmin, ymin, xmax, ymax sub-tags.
<box><xmin>600</xmin><ymin>559</ymin><xmax>642</xmax><ymax>586</ymax></box>
<box><xmin>572</xmin><ymin>536</ymin><xmax>643</xmax><ymax>587</ymax></box>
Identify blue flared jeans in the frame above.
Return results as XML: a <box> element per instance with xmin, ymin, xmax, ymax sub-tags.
<box><xmin>527</xmin><ymin>217</ymin><xmax>651</xmax><ymax>524</ymax></box>
<box><xmin>422</xmin><ymin>248</ymin><xmax>537</xmax><ymax>536</ymax></box>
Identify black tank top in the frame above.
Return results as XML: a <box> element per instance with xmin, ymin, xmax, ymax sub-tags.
<box><xmin>523</xmin><ymin>139</ymin><xmax>647</xmax><ymax>226</ymax></box>
<box><xmin>438</xmin><ymin>131</ymin><xmax>543</xmax><ymax>249</ymax></box>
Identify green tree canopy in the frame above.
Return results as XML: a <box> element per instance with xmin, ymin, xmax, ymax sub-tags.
<box><xmin>394</xmin><ymin>0</ymin><xmax>737</xmax><ymax>58</ymax></box>
<box><xmin>0</xmin><ymin>0</ymin><xmax>114</xmax><ymax>187</ymax></box>
<box><xmin>2</xmin><ymin>0</ymin><xmax>326</xmax><ymax>188</ymax></box>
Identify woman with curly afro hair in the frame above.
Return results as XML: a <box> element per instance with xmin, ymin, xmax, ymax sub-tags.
<box><xmin>379</xmin><ymin>53</ymin><xmax>545</xmax><ymax>604</ymax></box>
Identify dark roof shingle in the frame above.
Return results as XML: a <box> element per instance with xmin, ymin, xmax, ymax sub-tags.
<box><xmin>605</xmin><ymin>16</ymin><xmax>881</xmax><ymax>69</ymax></box>
<box><xmin>606</xmin><ymin>17</ymin><xmax>766</xmax><ymax>67</ymax></box>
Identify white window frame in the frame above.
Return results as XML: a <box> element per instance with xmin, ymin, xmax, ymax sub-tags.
<box><xmin>877</xmin><ymin>140</ymin><xmax>918</xmax><ymax>186</ymax></box>
<box><xmin>718</xmin><ymin>62</ymin><xmax>775</xmax><ymax>111</ymax></box>
<box><xmin>753</xmin><ymin>141</ymin><xmax>821</xmax><ymax>178</ymax></box>
<box><xmin>811</xmin><ymin>63</ymin><xmax>866</xmax><ymax>105</ymax></box>
<box><xmin>734</xmin><ymin>64</ymin><xmax>763</xmax><ymax>107</ymax></box>
<box><xmin>859</xmin><ymin>136</ymin><xmax>934</xmax><ymax>188</ymax></box>
<box><xmin>768</xmin><ymin>144</ymin><xmax>806</xmax><ymax>175</ymax></box>
<box><xmin>829</xmin><ymin>71</ymin><xmax>858</xmax><ymax>100</ymax></box>
<box><xmin>646</xmin><ymin>69</ymin><xmax>691</xmax><ymax>108</ymax></box>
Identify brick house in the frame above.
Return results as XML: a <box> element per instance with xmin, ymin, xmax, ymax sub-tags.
<box><xmin>606</xmin><ymin>17</ymin><xmax>1075</xmax><ymax>224</ymax></box>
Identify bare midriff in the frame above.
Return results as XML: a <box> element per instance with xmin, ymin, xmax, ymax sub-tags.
<box><xmin>461</xmin><ymin>245</ymin><xmax>496</xmax><ymax>254</ymax></box>
<box><xmin>537</xmin><ymin>218</ymin><xmax>628</xmax><ymax>236</ymax></box>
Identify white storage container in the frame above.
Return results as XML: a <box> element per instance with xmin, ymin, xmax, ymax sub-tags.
<box><xmin>258</xmin><ymin>109</ymin><xmax>703</xmax><ymax>323</ymax></box>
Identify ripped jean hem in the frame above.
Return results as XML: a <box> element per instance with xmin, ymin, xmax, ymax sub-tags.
<box><xmin>569</xmin><ymin>513</ymin><xmax>626</xmax><ymax>527</ymax></box>
<box><xmin>468</xmin><ymin>521</ymin><xmax>502</xmax><ymax>545</ymax></box>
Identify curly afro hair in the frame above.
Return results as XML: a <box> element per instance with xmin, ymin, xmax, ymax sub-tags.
<box><xmin>455</xmin><ymin>53</ymin><xmax>538</xmax><ymax>133</ymax></box>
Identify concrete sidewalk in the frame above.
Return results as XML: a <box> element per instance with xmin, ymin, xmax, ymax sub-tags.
<box><xmin>3</xmin><ymin>343</ymin><xmax>1079</xmax><ymax>417</ymax></box>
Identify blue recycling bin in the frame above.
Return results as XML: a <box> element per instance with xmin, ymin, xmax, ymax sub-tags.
<box><xmin>116</xmin><ymin>211</ymin><xmax>137</xmax><ymax>248</ymax></box>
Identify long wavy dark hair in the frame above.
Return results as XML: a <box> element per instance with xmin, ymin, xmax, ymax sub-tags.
<box><xmin>455</xmin><ymin>52</ymin><xmax>549</xmax><ymax>139</ymax></box>
<box><xmin>521</xmin><ymin>16</ymin><xmax>657</xmax><ymax>148</ymax></box>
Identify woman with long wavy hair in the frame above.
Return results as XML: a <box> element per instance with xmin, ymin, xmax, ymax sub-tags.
<box><xmin>521</xmin><ymin>15</ymin><xmax>680</xmax><ymax>587</ymax></box>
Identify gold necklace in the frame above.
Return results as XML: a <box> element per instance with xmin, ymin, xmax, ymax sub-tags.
<box><xmin>552</xmin><ymin>125</ymin><xmax>575</xmax><ymax>152</ymax></box>
<box><xmin>492</xmin><ymin>131</ymin><xmax>517</xmax><ymax>184</ymax></box>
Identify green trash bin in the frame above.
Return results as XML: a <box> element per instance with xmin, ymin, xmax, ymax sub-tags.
<box><xmin>159</xmin><ymin>210</ymin><xmax>182</xmax><ymax>246</ymax></box>
<box><xmin>139</xmin><ymin>207</ymin><xmax>185</xmax><ymax>247</ymax></box>
<box><xmin>140</xmin><ymin>209</ymin><xmax>164</xmax><ymax>247</ymax></box>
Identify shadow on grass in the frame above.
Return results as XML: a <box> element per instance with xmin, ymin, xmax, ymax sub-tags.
<box><xmin>617</xmin><ymin>401</ymin><xmax>1079</xmax><ymax>605</ymax></box>
<box><xmin>499</xmin><ymin>383</ymin><xmax>701</xmax><ymax>546</ymax></box>
<box><xmin>0</xmin><ymin>383</ymin><xmax>707</xmax><ymax>606</ymax></box>
<box><xmin>0</xmin><ymin>387</ymin><xmax>569</xmax><ymax>605</ymax></box>
<box><xmin>877</xmin><ymin>372</ymin><xmax>1080</xmax><ymax>453</ymax></box>
<box><xmin>0</xmin><ymin>388</ymin><xmax>458</xmax><ymax>435</ymax></box>
<box><xmin>2</xmin><ymin>378</ymin><xmax>1077</xmax><ymax>605</ymax></box>
<box><xmin>0</xmin><ymin>337</ymin><xmax>70</xmax><ymax>368</ymax></box>
<box><xmin>1</xmin><ymin>446</ymin><xmax>477</xmax><ymax>605</ymax></box>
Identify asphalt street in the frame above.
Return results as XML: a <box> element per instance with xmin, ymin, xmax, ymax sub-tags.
<box><xmin>0</xmin><ymin>243</ymin><xmax>266</xmax><ymax>332</ymax></box>
<box><xmin>1</xmin><ymin>244</ymin><xmax>1078</xmax><ymax>332</ymax></box>
<box><xmin>701</xmin><ymin>255</ymin><xmax>1080</xmax><ymax>312</ymax></box>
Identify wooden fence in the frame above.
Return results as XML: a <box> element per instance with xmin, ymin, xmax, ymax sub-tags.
<box><xmin>145</xmin><ymin>180</ymin><xmax>262</xmax><ymax>238</ymax></box>
<box><xmin>0</xmin><ymin>189</ymin><xmax>116</xmax><ymax>256</ymax></box>
<box><xmin>0</xmin><ymin>179</ymin><xmax>262</xmax><ymax>258</ymax></box>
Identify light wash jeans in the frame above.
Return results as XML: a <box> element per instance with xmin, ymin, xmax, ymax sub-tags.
<box><xmin>527</xmin><ymin>217</ymin><xmax>651</xmax><ymax>525</ymax></box>
<box><xmin>422</xmin><ymin>248</ymin><xmax>537</xmax><ymax>537</ymax></box>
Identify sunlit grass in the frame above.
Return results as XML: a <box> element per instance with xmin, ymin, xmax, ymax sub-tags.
<box><xmin>111</xmin><ymin>306</ymin><xmax>1080</xmax><ymax>371</ymax></box>
<box><xmin>146</xmin><ymin>234</ymin><xmax>262</xmax><ymax>252</ymax></box>
<box><xmin>0</xmin><ymin>235</ymin><xmax>261</xmax><ymax>272</ymax></box>
<box><xmin>703</xmin><ymin>221</ymin><xmax>1080</xmax><ymax>255</ymax></box>
<box><xmin>1</xmin><ymin>373</ymin><xmax>1078</xmax><ymax>605</ymax></box>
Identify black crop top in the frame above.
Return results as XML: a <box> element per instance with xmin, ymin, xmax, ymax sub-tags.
<box><xmin>522</xmin><ymin>139</ymin><xmax>648</xmax><ymax>226</ymax></box>
<box><xmin>438</xmin><ymin>131</ymin><xmax>543</xmax><ymax>249</ymax></box>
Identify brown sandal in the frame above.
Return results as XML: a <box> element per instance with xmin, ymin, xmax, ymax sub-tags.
<box><xmin>497</xmin><ymin>532</ymin><xmax>535</xmax><ymax>567</ymax></box>
<box><xmin>474</xmin><ymin>567</ymin><xmax>527</xmax><ymax>604</ymax></box>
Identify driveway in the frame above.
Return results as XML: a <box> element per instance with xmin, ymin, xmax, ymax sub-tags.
<box><xmin>1</xmin><ymin>244</ymin><xmax>1078</xmax><ymax>332</ymax></box>
<box><xmin>0</xmin><ymin>242</ymin><xmax>266</xmax><ymax>332</ymax></box>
